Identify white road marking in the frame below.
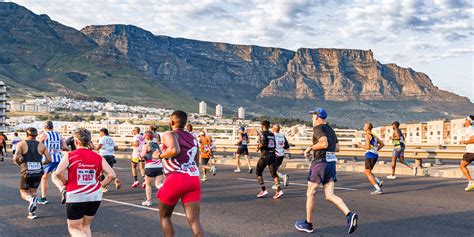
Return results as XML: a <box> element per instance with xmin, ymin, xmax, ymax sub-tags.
<box><xmin>112</xmin><ymin>167</ymin><xmax>127</xmax><ymax>170</ymax></box>
<box><xmin>102</xmin><ymin>198</ymin><xmax>186</xmax><ymax>217</ymax></box>
<box><xmin>236</xmin><ymin>178</ymin><xmax>358</xmax><ymax>191</ymax></box>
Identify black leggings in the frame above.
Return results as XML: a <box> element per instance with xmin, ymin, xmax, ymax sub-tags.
<box><xmin>256</xmin><ymin>157</ymin><xmax>278</xmax><ymax>178</ymax></box>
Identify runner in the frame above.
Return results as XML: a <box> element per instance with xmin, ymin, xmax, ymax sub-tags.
<box><xmin>387</xmin><ymin>121</ymin><xmax>417</xmax><ymax>179</ymax></box>
<box><xmin>130</xmin><ymin>127</ymin><xmax>145</xmax><ymax>188</ymax></box>
<box><xmin>152</xmin><ymin>110</ymin><xmax>204</xmax><ymax>236</ymax></box>
<box><xmin>256</xmin><ymin>121</ymin><xmax>283</xmax><ymax>199</ymax></box>
<box><xmin>295</xmin><ymin>108</ymin><xmax>358</xmax><ymax>234</ymax></box>
<box><xmin>11</xmin><ymin>132</ymin><xmax>22</xmax><ymax>158</ymax></box>
<box><xmin>199</xmin><ymin>131</ymin><xmax>216</xmax><ymax>181</ymax></box>
<box><xmin>148</xmin><ymin>125</ymin><xmax>161</xmax><ymax>143</ymax></box>
<box><xmin>65</xmin><ymin>131</ymin><xmax>76</xmax><ymax>151</ymax></box>
<box><xmin>13</xmin><ymin>127</ymin><xmax>52</xmax><ymax>219</ymax></box>
<box><xmin>186</xmin><ymin>124</ymin><xmax>199</xmax><ymax>138</ymax></box>
<box><xmin>272</xmin><ymin>124</ymin><xmax>290</xmax><ymax>188</ymax></box>
<box><xmin>140</xmin><ymin>131</ymin><xmax>164</xmax><ymax>206</ymax></box>
<box><xmin>234</xmin><ymin>127</ymin><xmax>252</xmax><ymax>173</ymax></box>
<box><xmin>0</xmin><ymin>132</ymin><xmax>5</xmax><ymax>161</ymax></box>
<box><xmin>460</xmin><ymin>115</ymin><xmax>474</xmax><ymax>191</ymax></box>
<box><xmin>52</xmin><ymin>128</ymin><xmax>116</xmax><ymax>237</ymax></box>
<box><xmin>96</xmin><ymin>128</ymin><xmax>121</xmax><ymax>192</ymax></box>
<box><xmin>37</xmin><ymin>121</ymin><xmax>69</xmax><ymax>204</ymax></box>
<box><xmin>0</xmin><ymin>131</ymin><xmax>8</xmax><ymax>158</ymax></box>
<box><xmin>359</xmin><ymin>122</ymin><xmax>385</xmax><ymax>195</ymax></box>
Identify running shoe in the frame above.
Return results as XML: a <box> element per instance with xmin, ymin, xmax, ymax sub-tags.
<box><xmin>37</xmin><ymin>197</ymin><xmax>48</xmax><ymax>204</ymax></box>
<box><xmin>371</xmin><ymin>189</ymin><xmax>383</xmax><ymax>195</ymax></box>
<box><xmin>115</xmin><ymin>179</ymin><xmax>122</xmax><ymax>190</ymax></box>
<box><xmin>413</xmin><ymin>167</ymin><xmax>418</xmax><ymax>176</ymax></box>
<box><xmin>295</xmin><ymin>220</ymin><xmax>314</xmax><ymax>233</ymax></box>
<box><xmin>248</xmin><ymin>167</ymin><xmax>253</xmax><ymax>174</ymax></box>
<box><xmin>27</xmin><ymin>212</ymin><xmax>37</xmax><ymax>220</ymax></box>
<box><xmin>271</xmin><ymin>184</ymin><xmax>278</xmax><ymax>190</ymax></box>
<box><xmin>131</xmin><ymin>181</ymin><xmax>140</xmax><ymax>188</ymax></box>
<box><xmin>201</xmin><ymin>175</ymin><xmax>207</xmax><ymax>181</ymax></box>
<box><xmin>283</xmin><ymin>174</ymin><xmax>289</xmax><ymax>187</ymax></box>
<box><xmin>211</xmin><ymin>166</ymin><xmax>217</xmax><ymax>176</ymax></box>
<box><xmin>28</xmin><ymin>196</ymin><xmax>37</xmax><ymax>213</ymax></box>
<box><xmin>141</xmin><ymin>200</ymin><xmax>152</xmax><ymax>207</ymax></box>
<box><xmin>141</xmin><ymin>182</ymin><xmax>146</xmax><ymax>189</ymax></box>
<box><xmin>61</xmin><ymin>189</ymin><xmax>67</xmax><ymax>204</ymax></box>
<box><xmin>273</xmin><ymin>190</ymin><xmax>284</xmax><ymax>199</ymax></box>
<box><xmin>257</xmin><ymin>190</ymin><xmax>268</xmax><ymax>198</ymax></box>
<box><xmin>465</xmin><ymin>182</ymin><xmax>474</xmax><ymax>192</ymax></box>
<box><xmin>386</xmin><ymin>175</ymin><xmax>397</xmax><ymax>179</ymax></box>
<box><xmin>234</xmin><ymin>168</ymin><xmax>241</xmax><ymax>173</ymax></box>
<box><xmin>378</xmin><ymin>180</ymin><xmax>384</xmax><ymax>188</ymax></box>
<box><xmin>346</xmin><ymin>212</ymin><xmax>358</xmax><ymax>234</ymax></box>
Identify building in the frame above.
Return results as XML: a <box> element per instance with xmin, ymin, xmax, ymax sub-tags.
<box><xmin>0</xmin><ymin>81</ymin><xmax>8</xmax><ymax>131</ymax></box>
<box><xmin>10</xmin><ymin>101</ymin><xmax>24</xmax><ymax>112</ymax></box>
<box><xmin>238</xmin><ymin>107</ymin><xmax>245</xmax><ymax>120</ymax></box>
<box><xmin>405</xmin><ymin>122</ymin><xmax>424</xmax><ymax>144</ymax></box>
<box><xmin>199</xmin><ymin>101</ymin><xmax>207</xmax><ymax>115</ymax></box>
<box><xmin>426</xmin><ymin>120</ymin><xmax>444</xmax><ymax>144</ymax></box>
<box><xmin>451</xmin><ymin>118</ymin><xmax>467</xmax><ymax>144</ymax></box>
<box><xmin>215</xmin><ymin>104</ymin><xmax>223</xmax><ymax>117</ymax></box>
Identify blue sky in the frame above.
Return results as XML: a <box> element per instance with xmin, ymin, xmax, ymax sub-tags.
<box><xmin>9</xmin><ymin>0</ymin><xmax>474</xmax><ymax>101</ymax></box>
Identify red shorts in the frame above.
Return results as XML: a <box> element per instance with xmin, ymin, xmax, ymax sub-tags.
<box><xmin>157</xmin><ymin>172</ymin><xmax>201</xmax><ymax>206</ymax></box>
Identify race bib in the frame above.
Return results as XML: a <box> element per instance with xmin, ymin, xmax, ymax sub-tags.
<box><xmin>27</xmin><ymin>162</ymin><xmax>41</xmax><ymax>171</ymax></box>
<box><xmin>77</xmin><ymin>169</ymin><xmax>97</xmax><ymax>185</ymax></box>
<box><xmin>203</xmin><ymin>145</ymin><xmax>210</xmax><ymax>152</ymax></box>
<box><xmin>241</xmin><ymin>140</ymin><xmax>247</xmax><ymax>145</ymax></box>
<box><xmin>268</xmin><ymin>139</ymin><xmax>275</xmax><ymax>148</ymax></box>
<box><xmin>325</xmin><ymin>152</ymin><xmax>337</xmax><ymax>162</ymax></box>
<box><xmin>181</xmin><ymin>161</ymin><xmax>200</xmax><ymax>177</ymax></box>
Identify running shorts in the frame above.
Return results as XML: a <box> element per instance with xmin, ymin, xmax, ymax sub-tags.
<box><xmin>463</xmin><ymin>153</ymin><xmax>474</xmax><ymax>163</ymax></box>
<box><xmin>145</xmin><ymin>167</ymin><xmax>163</xmax><ymax>177</ymax></box>
<box><xmin>256</xmin><ymin>157</ymin><xmax>278</xmax><ymax>178</ymax></box>
<box><xmin>236</xmin><ymin>148</ymin><xmax>249</xmax><ymax>155</ymax></box>
<box><xmin>308</xmin><ymin>161</ymin><xmax>337</xmax><ymax>185</ymax></box>
<box><xmin>103</xmin><ymin>155</ymin><xmax>116</xmax><ymax>168</ymax></box>
<box><xmin>43</xmin><ymin>162</ymin><xmax>60</xmax><ymax>173</ymax></box>
<box><xmin>66</xmin><ymin>201</ymin><xmax>101</xmax><ymax>220</ymax></box>
<box><xmin>364</xmin><ymin>158</ymin><xmax>378</xmax><ymax>170</ymax></box>
<box><xmin>158</xmin><ymin>172</ymin><xmax>201</xmax><ymax>206</ymax></box>
<box><xmin>19</xmin><ymin>176</ymin><xmax>41</xmax><ymax>190</ymax></box>
<box><xmin>393</xmin><ymin>146</ymin><xmax>405</xmax><ymax>158</ymax></box>
<box><xmin>275</xmin><ymin>156</ymin><xmax>285</xmax><ymax>168</ymax></box>
<box><xmin>131</xmin><ymin>157</ymin><xmax>140</xmax><ymax>163</ymax></box>
<box><xmin>201</xmin><ymin>158</ymin><xmax>210</xmax><ymax>166</ymax></box>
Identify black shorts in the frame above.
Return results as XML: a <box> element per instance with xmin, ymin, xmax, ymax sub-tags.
<box><xmin>19</xmin><ymin>176</ymin><xmax>41</xmax><ymax>190</ymax></box>
<box><xmin>256</xmin><ymin>157</ymin><xmax>278</xmax><ymax>178</ymax></box>
<box><xmin>201</xmin><ymin>158</ymin><xmax>210</xmax><ymax>166</ymax></box>
<box><xmin>365</xmin><ymin>158</ymin><xmax>378</xmax><ymax>170</ymax></box>
<box><xmin>103</xmin><ymin>155</ymin><xmax>116</xmax><ymax>168</ymax></box>
<box><xmin>275</xmin><ymin>156</ymin><xmax>285</xmax><ymax>168</ymax></box>
<box><xmin>463</xmin><ymin>153</ymin><xmax>474</xmax><ymax>163</ymax></box>
<box><xmin>145</xmin><ymin>168</ymin><xmax>163</xmax><ymax>177</ymax></box>
<box><xmin>236</xmin><ymin>148</ymin><xmax>249</xmax><ymax>155</ymax></box>
<box><xmin>66</xmin><ymin>201</ymin><xmax>101</xmax><ymax>220</ymax></box>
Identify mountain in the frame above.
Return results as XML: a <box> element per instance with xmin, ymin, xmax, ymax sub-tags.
<box><xmin>0</xmin><ymin>2</ymin><xmax>472</xmax><ymax>127</ymax></box>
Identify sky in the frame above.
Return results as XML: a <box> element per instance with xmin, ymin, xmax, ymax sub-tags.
<box><xmin>8</xmin><ymin>0</ymin><xmax>474</xmax><ymax>101</ymax></box>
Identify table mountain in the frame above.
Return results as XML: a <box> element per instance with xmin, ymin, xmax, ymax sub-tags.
<box><xmin>1</xmin><ymin>2</ymin><xmax>472</xmax><ymax>127</ymax></box>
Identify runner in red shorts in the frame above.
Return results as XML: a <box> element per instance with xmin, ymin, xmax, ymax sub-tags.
<box><xmin>153</xmin><ymin>110</ymin><xmax>204</xmax><ymax>237</ymax></box>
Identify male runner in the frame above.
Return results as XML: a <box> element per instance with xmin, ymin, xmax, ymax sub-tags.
<box><xmin>460</xmin><ymin>115</ymin><xmax>474</xmax><ymax>191</ymax></box>
<box><xmin>152</xmin><ymin>110</ymin><xmax>204</xmax><ymax>237</ymax></box>
<box><xmin>0</xmin><ymin>131</ymin><xmax>8</xmax><ymax>158</ymax></box>
<box><xmin>53</xmin><ymin>128</ymin><xmax>116</xmax><ymax>237</ymax></box>
<box><xmin>387</xmin><ymin>121</ymin><xmax>417</xmax><ymax>179</ymax></box>
<box><xmin>140</xmin><ymin>131</ymin><xmax>164</xmax><ymax>206</ymax></box>
<box><xmin>359</xmin><ymin>122</ymin><xmax>385</xmax><ymax>195</ymax></box>
<box><xmin>199</xmin><ymin>131</ymin><xmax>216</xmax><ymax>181</ymax></box>
<box><xmin>0</xmin><ymin>132</ymin><xmax>5</xmax><ymax>161</ymax></box>
<box><xmin>234</xmin><ymin>127</ymin><xmax>252</xmax><ymax>173</ymax></box>
<box><xmin>256</xmin><ymin>121</ymin><xmax>283</xmax><ymax>199</ymax></box>
<box><xmin>97</xmin><ymin>128</ymin><xmax>121</xmax><ymax>192</ymax></box>
<box><xmin>272</xmin><ymin>124</ymin><xmax>290</xmax><ymax>188</ymax></box>
<box><xmin>130</xmin><ymin>127</ymin><xmax>145</xmax><ymax>188</ymax></box>
<box><xmin>186</xmin><ymin>124</ymin><xmax>199</xmax><ymax>138</ymax></box>
<box><xmin>37</xmin><ymin>121</ymin><xmax>69</xmax><ymax>204</ymax></box>
<box><xmin>13</xmin><ymin>127</ymin><xmax>52</xmax><ymax>219</ymax></box>
<box><xmin>11</xmin><ymin>132</ymin><xmax>22</xmax><ymax>157</ymax></box>
<box><xmin>65</xmin><ymin>131</ymin><xmax>76</xmax><ymax>151</ymax></box>
<box><xmin>295</xmin><ymin>108</ymin><xmax>358</xmax><ymax>234</ymax></box>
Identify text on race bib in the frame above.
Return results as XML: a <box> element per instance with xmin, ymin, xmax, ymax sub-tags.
<box><xmin>27</xmin><ymin>162</ymin><xmax>42</xmax><ymax>171</ymax></box>
<box><xmin>77</xmin><ymin>169</ymin><xmax>97</xmax><ymax>185</ymax></box>
<box><xmin>326</xmin><ymin>152</ymin><xmax>337</xmax><ymax>162</ymax></box>
<box><xmin>181</xmin><ymin>161</ymin><xmax>200</xmax><ymax>177</ymax></box>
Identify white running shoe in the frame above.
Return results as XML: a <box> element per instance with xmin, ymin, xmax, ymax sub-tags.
<box><xmin>413</xmin><ymin>167</ymin><xmax>418</xmax><ymax>176</ymax></box>
<box><xmin>386</xmin><ymin>175</ymin><xmax>397</xmax><ymax>179</ymax></box>
<box><xmin>283</xmin><ymin>174</ymin><xmax>289</xmax><ymax>187</ymax></box>
<box><xmin>201</xmin><ymin>175</ymin><xmax>207</xmax><ymax>181</ymax></box>
<box><xmin>141</xmin><ymin>200</ymin><xmax>152</xmax><ymax>207</ymax></box>
<box><xmin>271</xmin><ymin>184</ymin><xmax>278</xmax><ymax>190</ymax></box>
<box><xmin>234</xmin><ymin>168</ymin><xmax>241</xmax><ymax>173</ymax></box>
<box><xmin>465</xmin><ymin>182</ymin><xmax>474</xmax><ymax>192</ymax></box>
<box><xmin>257</xmin><ymin>190</ymin><xmax>268</xmax><ymax>198</ymax></box>
<box><xmin>27</xmin><ymin>212</ymin><xmax>37</xmax><ymax>220</ymax></box>
<box><xmin>211</xmin><ymin>166</ymin><xmax>217</xmax><ymax>176</ymax></box>
<box><xmin>273</xmin><ymin>190</ymin><xmax>284</xmax><ymax>199</ymax></box>
<box><xmin>370</xmin><ymin>189</ymin><xmax>383</xmax><ymax>195</ymax></box>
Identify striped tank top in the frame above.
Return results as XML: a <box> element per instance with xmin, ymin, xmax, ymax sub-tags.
<box><xmin>44</xmin><ymin>131</ymin><xmax>63</xmax><ymax>162</ymax></box>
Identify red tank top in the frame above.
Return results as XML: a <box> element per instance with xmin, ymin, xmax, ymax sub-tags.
<box><xmin>162</xmin><ymin>130</ymin><xmax>199</xmax><ymax>176</ymax></box>
<box><xmin>66</xmin><ymin>148</ymin><xmax>103</xmax><ymax>203</ymax></box>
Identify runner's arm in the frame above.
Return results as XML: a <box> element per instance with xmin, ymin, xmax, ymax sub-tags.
<box><xmin>101</xmin><ymin>157</ymin><xmax>116</xmax><ymax>187</ymax></box>
<box><xmin>96</xmin><ymin>144</ymin><xmax>103</xmax><ymax>151</ymax></box>
<box><xmin>40</xmin><ymin>143</ymin><xmax>52</xmax><ymax>165</ymax></box>
<box><xmin>60</xmin><ymin>138</ymin><xmax>70</xmax><ymax>151</ymax></box>
<box><xmin>53</xmin><ymin>156</ymin><xmax>69</xmax><ymax>191</ymax></box>
<box><xmin>461</xmin><ymin>135</ymin><xmax>474</xmax><ymax>144</ymax></box>
<box><xmin>152</xmin><ymin>131</ymin><xmax>180</xmax><ymax>159</ymax></box>
<box><xmin>378</xmin><ymin>139</ymin><xmax>385</xmax><ymax>150</ymax></box>
<box><xmin>12</xmin><ymin>141</ymin><xmax>23</xmax><ymax>165</ymax></box>
<box><xmin>140</xmin><ymin>144</ymin><xmax>149</xmax><ymax>159</ymax></box>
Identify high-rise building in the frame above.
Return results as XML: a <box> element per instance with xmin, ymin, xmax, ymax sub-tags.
<box><xmin>216</xmin><ymin>104</ymin><xmax>223</xmax><ymax>117</ymax></box>
<box><xmin>0</xmin><ymin>81</ymin><xmax>9</xmax><ymax>131</ymax></box>
<box><xmin>199</xmin><ymin>101</ymin><xmax>207</xmax><ymax>115</ymax></box>
<box><xmin>238</xmin><ymin>107</ymin><xmax>245</xmax><ymax>120</ymax></box>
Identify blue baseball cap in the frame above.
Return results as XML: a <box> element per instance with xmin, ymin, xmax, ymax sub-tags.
<box><xmin>308</xmin><ymin>108</ymin><xmax>327</xmax><ymax>119</ymax></box>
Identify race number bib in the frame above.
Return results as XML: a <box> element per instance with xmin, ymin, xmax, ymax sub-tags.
<box><xmin>203</xmin><ymin>145</ymin><xmax>210</xmax><ymax>152</ymax></box>
<box><xmin>325</xmin><ymin>152</ymin><xmax>337</xmax><ymax>162</ymax></box>
<box><xmin>268</xmin><ymin>139</ymin><xmax>275</xmax><ymax>148</ymax></box>
<box><xmin>241</xmin><ymin>140</ymin><xmax>247</xmax><ymax>145</ymax></box>
<box><xmin>181</xmin><ymin>161</ymin><xmax>200</xmax><ymax>177</ymax></box>
<box><xmin>27</xmin><ymin>162</ymin><xmax>41</xmax><ymax>171</ymax></box>
<box><xmin>77</xmin><ymin>169</ymin><xmax>97</xmax><ymax>185</ymax></box>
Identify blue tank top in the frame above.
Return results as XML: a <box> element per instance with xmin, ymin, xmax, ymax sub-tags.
<box><xmin>44</xmin><ymin>131</ymin><xmax>62</xmax><ymax>162</ymax></box>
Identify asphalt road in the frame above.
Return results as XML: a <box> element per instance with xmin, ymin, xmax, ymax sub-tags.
<box><xmin>0</xmin><ymin>157</ymin><xmax>472</xmax><ymax>237</ymax></box>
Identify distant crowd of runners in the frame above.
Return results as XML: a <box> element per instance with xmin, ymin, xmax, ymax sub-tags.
<box><xmin>5</xmin><ymin>108</ymin><xmax>473</xmax><ymax>236</ymax></box>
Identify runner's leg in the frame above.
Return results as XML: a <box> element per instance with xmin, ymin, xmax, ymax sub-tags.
<box><xmin>323</xmin><ymin>181</ymin><xmax>350</xmax><ymax>216</ymax></box>
<box><xmin>145</xmin><ymin>176</ymin><xmax>153</xmax><ymax>201</ymax></box>
<box><xmin>131</xmin><ymin>162</ymin><xmax>138</xmax><ymax>181</ymax></box>
<box><xmin>306</xmin><ymin>181</ymin><xmax>320</xmax><ymax>223</ymax></box>
<box><xmin>460</xmin><ymin>160</ymin><xmax>472</xmax><ymax>181</ymax></box>
<box><xmin>159</xmin><ymin>202</ymin><xmax>177</xmax><ymax>237</ymax></box>
<box><xmin>390</xmin><ymin>156</ymin><xmax>397</xmax><ymax>176</ymax></box>
<box><xmin>139</xmin><ymin>161</ymin><xmax>145</xmax><ymax>181</ymax></box>
<box><xmin>235</xmin><ymin>153</ymin><xmax>241</xmax><ymax>170</ymax></box>
<box><xmin>67</xmin><ymin>219</ymin><xmax>85</xmax><ymax>237</ymax></box>
<box><xmin>399</xmin><ymin>156</ymin><xmax>414</xmax><ymax>169</ymax></box>
<box><xmin>82</xmin><ymin>215</ymin><xmax>95</xmax><ymax>237</ymax></box>
<box><xmin>40</xmin><ymin>173</ymin><xmax>49</xmax><ymax>198</ymax></box>
<box><xmin>183</xmin><ymin>201</ymin><xmax>205</xmax><ymax>237</ymax></box>
<box><xmin>244</xmin><ymin>155</ymin><xmax>251</xmax><ymax>170</ymax></box>
<box><xmin>155</xmin><ymin>175</ymin><xmax>163</xmax><ymax>189</ymax></box>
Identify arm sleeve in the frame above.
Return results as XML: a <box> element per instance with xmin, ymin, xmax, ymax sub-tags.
<box><xmin>283</xmin><ymin>137</ymin><xmax>290</xmax><ymax>149</ymax></box>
